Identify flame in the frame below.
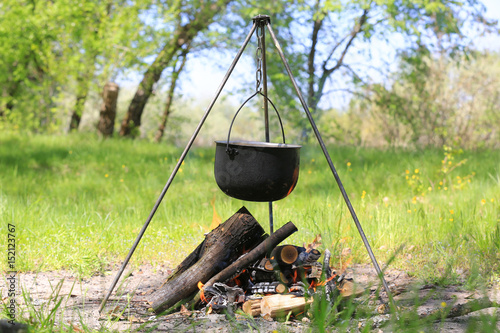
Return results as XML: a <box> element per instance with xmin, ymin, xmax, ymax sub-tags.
<box><xmin>231</xmin><ymin>269</ymin><xmax>247</xmax><ymax>287</ymax></box>
<box><xmin>309</xmin><ymin>279</ymin><xmax>319</xmax><ymax>292</ymax></box>
<box><xmin>309</xmin><ymin>272</ymin><xmax>338</xmax><ymax>290</ymax></box>
<box><xmin>292</xmin><ymin>270</ymin><xmax>298</xmax><ymax>284</ymax></box>
<box><xmin>286</xmin><ymin>168</ymin><xmax>299</xmax><ymax>197</ymax></box>
<box><xmin>210</xmin><ymin>195</ymin><xmax>222</xmax><ymax>230</ymax></box>
<box><xmin>305</xmin><ymin>234</ymin><xmax>322</xmax><ymax>253</ymax></box>
<box><xmin>198</xmin><ymin>281</ymin><xmax>208</xmax><ymax>303</ymax></box>
<box><xmin>341</xmin><ymin>256</ymin><xmax>353</xmax><ymax>273</ymax></box>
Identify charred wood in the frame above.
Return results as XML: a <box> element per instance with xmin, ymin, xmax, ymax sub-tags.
<box><xmin>148</xmin><ymin>207</ymin><xmax>266</xmax><ymax>313</ymax></box>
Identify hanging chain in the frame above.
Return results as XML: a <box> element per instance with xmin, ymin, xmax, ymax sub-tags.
<box><xmin>255</xmin><ymin>24</ymin><xmax>264</xmax><ymax>92</ymax></box>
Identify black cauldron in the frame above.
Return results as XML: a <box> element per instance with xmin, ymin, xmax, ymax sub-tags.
<box><xmin>214</xmin><ymin>140</ymin><xmax>301</xmax><ymax>202</ymax></box>
<box><xmin>214</xmin><ymin>91</ymin><xmax>301</xmax><ymax>202</ymax></box>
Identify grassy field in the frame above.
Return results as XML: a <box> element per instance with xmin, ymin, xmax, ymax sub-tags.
<box><xmin>1</xmin><ymin>133</ymin><xmax>499</xmax><ymax>286</ymax></box>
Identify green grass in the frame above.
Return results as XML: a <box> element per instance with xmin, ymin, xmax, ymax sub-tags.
<box><xmin>0</xmin><ymin>132</ymin><xmax>499</xmax><ymax>285</ymax></box>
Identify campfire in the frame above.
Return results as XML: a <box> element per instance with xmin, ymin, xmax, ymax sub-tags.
<box><xmin>147</xmin><ymin>207</ymin><xmax>362</xmax><ymax>320</ymax></box>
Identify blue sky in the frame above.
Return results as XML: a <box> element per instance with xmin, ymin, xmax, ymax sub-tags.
<box><xmin>175</xmin><ymin>0</ymin><xmax>500</xmax><ymax>110</ymax></box>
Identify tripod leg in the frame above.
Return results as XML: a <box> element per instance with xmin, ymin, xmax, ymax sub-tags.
<box><xmin>98</xmin><ymin>22</ymin><xmax>258</xmax><ymax>313</ymax></box>
<box><xmin>265</xmin><ymin>23</ymin><xmax>395</xmax><ymax>309</ymax></box>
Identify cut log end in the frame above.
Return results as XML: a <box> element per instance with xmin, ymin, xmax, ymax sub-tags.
<box><xmin>281</xmin><ymin>245</ymin><xmax>299</xmax><ymax>264</ymax></box>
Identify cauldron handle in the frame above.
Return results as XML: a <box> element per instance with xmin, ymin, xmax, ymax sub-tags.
<box><xmin>226</xmin><ymin>91</ymin><xmax>286</xmax><ymax>155</ymax></box>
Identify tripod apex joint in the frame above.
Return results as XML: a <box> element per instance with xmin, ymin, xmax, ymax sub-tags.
<box><xmin>252</xmin><ymin>14</ymin><xmax>271</xmax><ymax>25</ymax></box>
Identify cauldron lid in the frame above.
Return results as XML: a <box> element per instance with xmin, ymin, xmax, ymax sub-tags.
<box><xmin>215</xmin><ymin>140</ymin><xmax>301</xmax><ymax>149</ymax></box>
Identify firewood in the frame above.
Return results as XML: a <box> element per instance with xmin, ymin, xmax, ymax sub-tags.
<box><xmin>280</xmin><ymin>245</ymin><xmax>299</xmax><ymax>264</ymax></box>
<box><xmin>148</xmin><ymin>207</ymin><xmax>267</xmax><ymax>313</ymax></box>
<box><xmin>260</xmin><ymin>294</ymin><xmax>313</xmax><ymax>318</ymax></box>
<box><xmin>270</xmin><ymin>245</ymin><xmax>299</xmax><ymax>267</ymax></box>
<box><xmin>250</xmin><ymin>281</ymin><xmax>287</xmax><ymax>294</ymax></box>
<box><xmin>203</xmin><ymin>222</ymin><xmax>298</xmax><ymax>288</ymax></box>
<box><xmin>338</xmin><ymin>279</ymin><xmax>365</xmax><ymax>298</ymax></box>
<box><xmin>189</xmin><ymin>221</ymin><xmax>298</xmax><ymax>308</ymax></box>
<box><xmin>242</xmin><ymin>299</ymin><xmax>262</xmax><ymax>316</ymax></box>
<box><xmin>264</xmin><ymin>259</ymin><xmax>273</xmax><ymax>271</ymax></box>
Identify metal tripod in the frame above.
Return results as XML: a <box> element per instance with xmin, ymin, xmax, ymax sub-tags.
<box><xmin>99</xmin><ymin>14</ymin><xmax>394</xmax><ymax>313</ymax></box>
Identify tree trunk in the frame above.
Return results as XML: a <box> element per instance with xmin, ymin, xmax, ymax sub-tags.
<box><xmin>148</xmin><ymin>206</ymin><xmax>266</xmax><ymax>313</ymax></box>
<box><xmin>68</xmin><ymin>45</ymin><xmax>98</xmax><ymax>132</ymax></box>
<box><xmin>69</xmin><ymin>94</ymin><xmax>86</xmax><ymax>131</ymax></box>
<box><xmin>154</xmin><ymin>53</ymin><xmax>187</xmax><ymax>143</ymax></box>
<box><xmin>97</xmin><ymin>82</ymin><xmax>119</xmax><ymax>137</ymax></box>
<box><xmin>120</xmin><ymin>1</ymin><xmax>230</xmax><ymax>137</ymax></box>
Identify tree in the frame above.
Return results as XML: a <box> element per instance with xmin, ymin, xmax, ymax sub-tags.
<box><xmin>0</xmin><ymin>0</ymin><xmax>162</xmax><ymax>132</ymax></box>
<box><xmin>65</xmin><ymin>0</ymin><xmax>161</xmax><ymax>132</ymax></box>
<box><xmin>240</xmin><ymin>0</ymin><xmax>497</xmax><ymax>139</ymax></box>
<box><xmin>0</xmin><ymin>0</ymin><xmax>57</xmax><ymax>129</ymax></box>
<box><xmin>153</xmin><ymin>51</ymin><xmax>188</xmax><ymax>143</ymax></box>
<box><xmin>119</xmin><ymin>0</ymin><xmax>232</xmax><ymax>137</ymax></box>
<box><xmin>365</xmin><ymin>51</ymin><xmax>500</xmax><ymax>148</ymax></box>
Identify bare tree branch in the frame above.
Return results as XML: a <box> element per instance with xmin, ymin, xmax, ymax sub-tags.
<box><xmin>307</xmin><ymin>0</ymin><xmax>323</xmax><ymax>108</ymax></box>
<box><xmin>310</xmin><ymin>8</ymin><xmax>369</xmax><ymax>112</ymax></box>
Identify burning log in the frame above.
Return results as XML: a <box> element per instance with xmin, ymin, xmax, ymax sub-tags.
<box><xmin>202</xmin><ymin>221</ymin><xmax>298</xmax><ymax>289</ymax></box>
<box><xmin>189</xmin><ymin>221</ymin><xmax>298</xmax><ymax>308</ymax></box>
<box><xmin>250</xmin><ymin>281</ymin><xmax>287</xmax><ymax>294</ymax></box>
<box><xmin>148</xmin><ymin>207</ymin><xmax>267</xmax><ymax>313</ymax></box>
<box><xmin>260</xmin><ymin>294</ymin><xmax>313</xmax><ymax>318</ymax></box>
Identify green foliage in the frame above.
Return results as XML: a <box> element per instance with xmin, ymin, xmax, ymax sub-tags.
<box><xmin>0</xmin><ymin>132</ymin><xmax>499</xmax><ymax>289</ymax></box>
<box><xmin>0</xmin><ymin>0</ymin><xmax>165</xmax><ymax>132</ymax></box>
<box><xmin>245</xmin><ymin>0</ymin><xmax>497</xmax><ymax>138</ymax></box>
<box><xmin>353</xmin><ymin>51</ymin><xmax>500</xmax><ymax>148</ymax></box>
<box><xmin>1</xmin><ymin>0</ymin><xmax>497</xmax><ymax>141</ymax></box>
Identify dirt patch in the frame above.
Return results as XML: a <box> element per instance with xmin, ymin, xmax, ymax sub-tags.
<box><xmin>2</xmin><ymin>264</ymin><xmax>500</xmax><ymax>332</ymax></box>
